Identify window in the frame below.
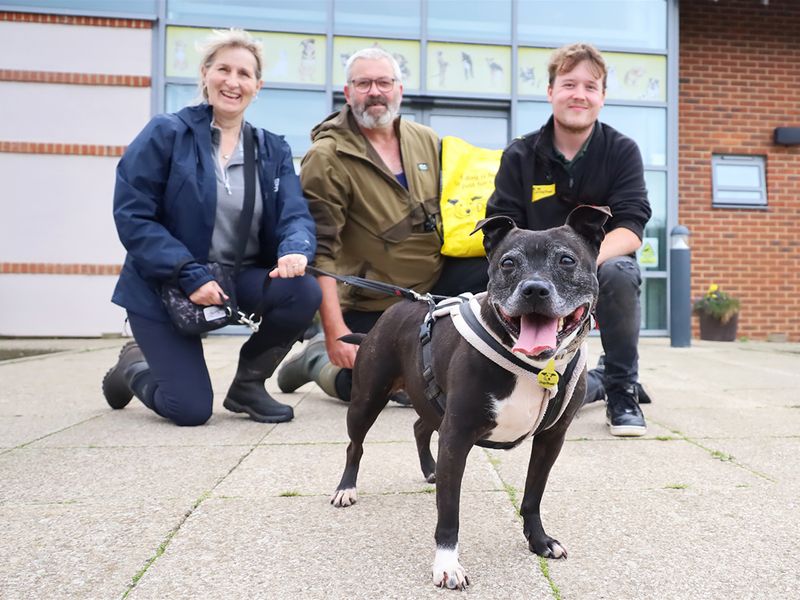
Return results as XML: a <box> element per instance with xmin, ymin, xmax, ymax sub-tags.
<box><xmin>517</xmin><ymin>0</ymin><xmax>667</xmax><ymax>51</ymax></box>
<box><xmin>334</xmin><ymin>0</ymin><xmax>420</xmax><ymax>37</ymax></box>
<box><xmin>166</xmin><ymin>0</ymin><xmax>327</xmax><ymax>31</ymax></box>
<box><xmin>428</xmin><ymin>0</ymin><xmax>511</xmax><ymax>42</ymax></box>
<box><xmin>711</xmin><ymin>155</ymin><xmax>767</xmax><ymax>208</ymax></box>
<box><xmin>516</xmin><ymin>101</ymin><xmax>551</xmax><ymax>136</ymax></box>
<box><xmin>15</xmin><ymin>0</ymin><xmax>156</xmax><ymax>16</ymax></box>
<box><xmin>601</xmin><ymin>106</ymin><xmax>666</xmax><ymax>167</ymax></box>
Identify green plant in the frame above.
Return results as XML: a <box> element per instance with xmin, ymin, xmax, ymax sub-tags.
<box><xmin>693</xmin><ymin>284</ymin><xmax>740</xmax><ymax>324</ymax></box>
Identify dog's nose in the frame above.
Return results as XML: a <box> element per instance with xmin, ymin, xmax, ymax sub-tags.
<box><xmin>520</xmin><ymin>280</ymin><xmax>552</xmax><ymax>299</ymax></box>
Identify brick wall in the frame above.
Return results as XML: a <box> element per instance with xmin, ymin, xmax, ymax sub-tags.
<box><xmin>679</xmin><ymin>0</ymin><xmax>800</xmax><ymax>341</ymax></box>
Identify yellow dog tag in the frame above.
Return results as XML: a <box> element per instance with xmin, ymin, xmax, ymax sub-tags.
<box><xmin>537</xmin><ymin>359</ymin><xmax>560</xmax><ymax>390</ymax></box>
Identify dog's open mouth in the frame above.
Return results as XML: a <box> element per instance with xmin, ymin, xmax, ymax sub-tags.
<box><xmin>495</xmin><ymin>303</ymin><xmax>589</xmax><ymax>359</ymax></box>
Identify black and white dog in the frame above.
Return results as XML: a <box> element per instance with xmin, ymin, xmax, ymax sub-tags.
<box><xmin>331</xmin><ymin>205</ymin><xmax>609</xmax><ymax>589</ymax></box>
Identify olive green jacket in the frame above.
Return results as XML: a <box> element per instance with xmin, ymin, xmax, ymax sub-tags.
<box><xmin>301</xmin><ymin>105</ymin><xmax>443</xmax><ymax>312</ymax></box>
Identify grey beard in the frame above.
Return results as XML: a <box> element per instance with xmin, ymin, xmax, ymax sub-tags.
<box><xmin>353</xmin><ymin>101</ymin><xmax>399</xmax><ymax>129</ymax></box>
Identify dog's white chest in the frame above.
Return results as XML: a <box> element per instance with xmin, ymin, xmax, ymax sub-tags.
<box><xmin>486</xmin><ymin>376</ymin><xmax>549</xmax><ymax>443</ymax></box>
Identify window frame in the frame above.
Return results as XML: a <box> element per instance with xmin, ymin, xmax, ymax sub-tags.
<box><xmin>711</xmin><ymin>154</ymin><xmax>768</xmax><ymax>209</ymax></box>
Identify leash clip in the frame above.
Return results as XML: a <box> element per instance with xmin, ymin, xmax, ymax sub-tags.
<box><xmin>236</xmin><ymin>311</ymin><xmax>261</xmax><ymax>333</ymax></box>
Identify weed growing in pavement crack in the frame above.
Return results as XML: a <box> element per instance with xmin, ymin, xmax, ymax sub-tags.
<box><xmin>711</xmin><ymin>450</ymin><xmax>734</xmax><ymax>462</ymax></box>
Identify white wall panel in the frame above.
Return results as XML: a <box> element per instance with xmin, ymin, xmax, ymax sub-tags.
<box><xmin>0</xmin><ymin>275</ymin><xmax>127</xmax><ymax>337</ymax></box>
<box><xmin>0</xmin><ymin>154</ymin><xmax>126</xmax><ymax>263</ymax></box>
<box><xmin>0</xmin><ymin>22</ymin><xmax>152</xmax><ymax>75</ymax></box>
<box><xmin>0</xmin><ymin>82</ymin><xmax>151</xmax><ymax>145</ymax></box>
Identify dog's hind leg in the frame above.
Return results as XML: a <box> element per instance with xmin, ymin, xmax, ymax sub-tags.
<box><xmin>413</xmin><ymin>417</ymin><xmax>436</xmax><ymax>483</ymax></box>
<box><xmin>520</xmin><ymin>429</ymin><xmax>569</xmax><ymax>559</ymax></box>
<box><xmin>331</xmin><ymin>376</ymin><xmax>393</xmax><ymax>508</ymax></box>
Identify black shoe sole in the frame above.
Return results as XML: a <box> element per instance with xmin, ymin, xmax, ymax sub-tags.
<box><xmin>223</xmin><ymin>397</ymin><xmax>293</xmax><ymax>423</ymax></box>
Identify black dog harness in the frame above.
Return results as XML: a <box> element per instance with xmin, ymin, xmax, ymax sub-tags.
<box><xmin>420</xmin><ymin>293</ymin><xmax>587</xmax><ymax>448</ymax></box>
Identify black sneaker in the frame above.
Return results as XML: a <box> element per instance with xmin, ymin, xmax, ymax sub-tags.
<box><xmin>606</xmin><ymin>385</ymin><xmax>647</xmax><ymax>437</ymax></box>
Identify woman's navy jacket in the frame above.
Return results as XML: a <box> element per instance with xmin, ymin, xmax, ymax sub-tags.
<box><xmin>111</xmin><ymin>103</ymin><xmax>316</xmax><ymax>321</ymax></box>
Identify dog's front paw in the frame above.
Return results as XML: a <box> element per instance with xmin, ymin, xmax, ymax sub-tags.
<box><xmin>432</xmin><ymin>545</ymin><xmax>470</xmax><ymax>590</ymax></box>
<box><xmin>330</xmin><ymin>487</ymin><xmax>357</xmax><ymax>507</ymax></box>
<box><xmin>528</xmin><ymin>535</ymin><xmax>568</xmax><ymax>559</ymax></box>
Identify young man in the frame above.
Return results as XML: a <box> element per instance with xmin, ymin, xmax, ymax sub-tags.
<box><xmin>278</xmin><ymin>47</ymin><xmax>486</xmax><ymax>403</ymax></box>
<box><xmin>486</xmin><ymin>42</ymin><xmax>652</xmax><ymax>436</ymax></box>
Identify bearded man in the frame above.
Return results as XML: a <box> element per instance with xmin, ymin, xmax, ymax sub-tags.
<box><xmin>278</xmin><ymin>47</ymin><xmax>484</xmax><ymax>404</ymax></box>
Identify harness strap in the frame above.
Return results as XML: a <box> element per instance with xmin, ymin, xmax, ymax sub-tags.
<box><xmin>420</xmin><ymin>316</ymin><xmax>446</xmax><ymax>416</ymax></box>
<box><xmin>532</xmin><ymin>345</ymin><xmax>586</xmax><ymax>436</ymax></box>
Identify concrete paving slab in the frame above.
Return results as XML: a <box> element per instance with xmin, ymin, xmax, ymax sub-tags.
<box><xmin>0</xmin><ymin>500</ymin><xmax>188</xmax><ymax>600</ymax></box>
<box><xmin>213</xmin><ymin>440</ymin><xmax>501</xmax><ymax>499</ymax></box>
<box><xmin>646</xmin><ymin>404</ymin><xmax>800</xmax><ymax>439</ymax></box>
<box><xmin>0</xmin><ymin>445</ymin><xmax>249</xmax><ymax>504</ymax></box>
<box><xmin>1</xmin><ymin>349</ymin><xmax>123</xmax><ymax>413</ymax></box>
<box><xmin>709</xmin><ymin>436</ymin><xmax>800</xmax><ymax>488</ymax></box>
<box><xmin>27</xmin><ymin>406</ymin><xmax>275</xmax><ymax>448</ymax></box>
<box><xmin>127</xmin><ymin>492</ymin><xmax>553</xmax><ymax>600</ymax></box>
<box><xmin>487</xmin><ymin>435</ymin><xmax>764</xmax><ymax>495</ymax></box>
<box><xmin>638</xmin><ymin>340</ymin><xmax>799</xmax><ymax>392</ymax></box>
<box><xmin>542</xmin><ymin>487</ymin><xmax>799</xmax><ymax>599</ymax></box>
<box><xmin>0</xmin><ymin>411</ymin><xmax>103</xmax><ymax>449</ymax></box>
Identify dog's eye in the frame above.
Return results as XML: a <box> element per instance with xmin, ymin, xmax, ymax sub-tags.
<box><xmin>501</xmin><ymin>257</ymin><xmax>514</xmax><ymax>269</ymax></box>
<box><xmin>560</xmin><ymin>255</ymin><xmax>576</xmax><ymax>266</ymax></box>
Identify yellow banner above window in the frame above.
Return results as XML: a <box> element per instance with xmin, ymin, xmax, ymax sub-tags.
<box><xmin>165</xmin><ymin>27</ymin><xmax>326</xmax><ymax>86</ymax></box>
<box><xmin>517</xmin><ymin>46</ymin><xmax>666</xmax><ymax>103</ymax></box>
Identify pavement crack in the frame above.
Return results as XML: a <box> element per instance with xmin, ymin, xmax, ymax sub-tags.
<box><xmin>0</xmin><ymin>413</ymin><xmax>105</xmax><ymax>456</ymax></box>
<box><xmin>482</xmin><ymin>448</ymin><xmax>562</xmax><ymax>600</ymax></box>
<box><xmin>650</xmin><ymin>418</ymin><xmax>777</xmax><ymax>483</ymax></box>
<box><xmin>119</xmin><ymin>435</ymin><xmax>267</xmax><ymax>598</ymax></box>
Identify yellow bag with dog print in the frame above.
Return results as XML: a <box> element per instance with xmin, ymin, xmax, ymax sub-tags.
<box><xmin>440</xmin><ymin>136</ymin><xmax>503</xmax><ymax>257</ymax></box>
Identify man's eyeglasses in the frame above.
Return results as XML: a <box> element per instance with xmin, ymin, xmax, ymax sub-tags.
<box><xmin>349</xmin><ymin>78</ymin><xmax>397</xmax><ymax>93</ymax></box>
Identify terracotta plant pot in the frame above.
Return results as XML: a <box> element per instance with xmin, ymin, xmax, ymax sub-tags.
<box><xmin>698</xmin><ymin>312</ymin><xmax>739</xmax><ymax>342</ymax></box>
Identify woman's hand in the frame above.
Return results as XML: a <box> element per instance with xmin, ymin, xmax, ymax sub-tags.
<box><xmin>270</xmin><ymin>254</ymin><xmax>308</xmax><ymax>279</ymax></box>
<box><xmin>189</xmin><ymin>280</ymin><xmax>228</xmax><ymax>306</ymax></box>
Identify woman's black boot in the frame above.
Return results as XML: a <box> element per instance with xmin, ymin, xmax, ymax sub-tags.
<box><xmin>223</xmin><ymin>346</ymin><xmax>295</xmax><ymax>423</ymax></box>
<box><xmin>102</xmin><ymin>341</ymin><xmax>147</xmax><ymax>409</ymax></box>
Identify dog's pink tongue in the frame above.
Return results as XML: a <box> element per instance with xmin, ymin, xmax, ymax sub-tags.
<box><xmin>513</xmin><ymin>314</ymin><xmax>558</xmax><ymax>356</ymax></box>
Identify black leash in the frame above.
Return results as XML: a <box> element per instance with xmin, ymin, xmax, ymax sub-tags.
<box><xmin>305</xmin><ymin>265</ymin><xmax>449</xmax><ymax>304</ymax></box>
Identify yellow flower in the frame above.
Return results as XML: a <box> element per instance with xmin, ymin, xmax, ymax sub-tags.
<box><xmin>706</xmin><ymin>283</ymin><xmax>719</xmax><ymax>297</ymax></box>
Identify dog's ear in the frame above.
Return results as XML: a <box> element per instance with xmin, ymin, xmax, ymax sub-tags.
<box><xmin>472</xmin><ymin>215</ymin><xmax>516</xmax><ymax>255</ymax></box>
<box><xmin>566</xmin><ymin>205</ymin><xmax>611</xmax><ymax>252</ymax></box>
